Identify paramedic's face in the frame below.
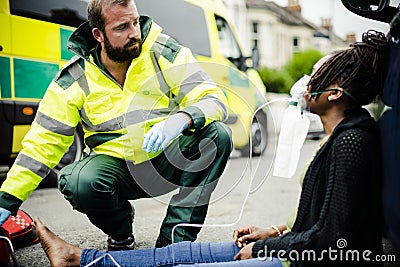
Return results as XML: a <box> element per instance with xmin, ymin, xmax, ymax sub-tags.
<box><xmin>103</xmin><ymin>1</ymin><xmax>142</xmax><ymax>62</ymax></box>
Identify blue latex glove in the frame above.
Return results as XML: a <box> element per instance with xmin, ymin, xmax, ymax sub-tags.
<box><xmin>0</xmin><ymin>207</ymin><xmax>11</xmax><ymax>226</ymax></box>
<box><xmin>143</xmin><ymin>113</ymin><xmax>190</xmax><ymax>154</ymax></box>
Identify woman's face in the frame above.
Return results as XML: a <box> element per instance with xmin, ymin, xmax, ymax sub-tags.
<box><xmin>304</xmin><ymin>55</ymin><xmax>335</xmax><ymax>115</ymax></box>
<box><xmin>303</xmin><ymin>85</ymin><xmax>336</xmax><ymax>116</ymax></box>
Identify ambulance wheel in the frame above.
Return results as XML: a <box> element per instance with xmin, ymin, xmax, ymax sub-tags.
<box><xmin>240</xmin><ymin>111</ymin><xmax>268</xmax><ymax>157</ymax></box>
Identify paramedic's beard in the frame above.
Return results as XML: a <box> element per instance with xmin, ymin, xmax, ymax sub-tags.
<box><xmin>104</xmin><ymin>35</ymin><xmax>143</xmax><ymax>63</ymax></box>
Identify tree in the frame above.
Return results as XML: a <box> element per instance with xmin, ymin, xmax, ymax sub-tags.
<box><xmin>258</xmin><ymin>67</ymin><xmax>293</xmax><ymax>94</ymax></box>
<box><xmin>284</xmin><ymin>49</ymin><xmax>324</xmax><ymax>84</ymax></box>
<box><xmin>259</xmin><ymin>49</ymin><xmax>324</xmax><ymax>94</ymax></box>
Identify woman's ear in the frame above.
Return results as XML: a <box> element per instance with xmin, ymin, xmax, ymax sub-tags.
<box><xmin>92</xmin><ymin>28</ymin><xmax>104</xmax><ymax>43</ymax></box>
<box><xmin>328</xmin><ymin>88</ymin><xmax>343</xmax><ymax>101</ymax></box>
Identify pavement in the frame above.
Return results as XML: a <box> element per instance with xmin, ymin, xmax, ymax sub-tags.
<box><xmin>11</xmin><ymin>94</ymin><xmax>323</xmax><ymax>266</ymax></box>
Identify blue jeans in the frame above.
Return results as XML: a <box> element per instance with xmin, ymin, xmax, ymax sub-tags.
<box><xmin>81</xmin><ymin>241</ymin><xmax>282</xmax><ymax>267</ymax></box>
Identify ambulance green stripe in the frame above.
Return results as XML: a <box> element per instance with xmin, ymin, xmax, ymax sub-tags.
<box><xmin>0</xmin><ymin>57</ymin><xmax>11</xmax><ymax>98</ymax></box>
<box><xmin>61</xmin><ymin>28</ymin><xmax>74</xmax><ymax>61</ymax></box>
<box><xmin>14</xmin><ymin>58</ymin><xmax>59</xmax><ymax>98</ymax></box>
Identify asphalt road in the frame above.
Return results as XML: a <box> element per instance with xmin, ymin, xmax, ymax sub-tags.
<box><xmin>13</xmin><ymin>135</ymin><xmax>321</xmax><ymax>266</ymax></box>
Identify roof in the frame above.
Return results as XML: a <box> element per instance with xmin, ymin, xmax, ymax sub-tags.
<box><xmin>246</xmin><ymin>0</ymin><xmax>346</xmax><ymax>43</ymax></box>
<box><xmin>246</xmin><ymin>0</ymin><xmax>305</xmax><ymax>25</ymax></box>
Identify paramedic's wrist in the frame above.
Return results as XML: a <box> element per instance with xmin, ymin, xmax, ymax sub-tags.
<box><xmin>178</xmin><ymin>112</ymin><xmax>193</xmax><ymax>129</ymax></box>
<box><xmin>142</xmin><ymin>113</ymin><xmax>190</xmax><ymax>153</ymax></box>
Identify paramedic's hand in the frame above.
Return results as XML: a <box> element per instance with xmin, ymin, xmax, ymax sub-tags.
<box><xmin>0</xmin><ymin>207</ymin><xmax>11</xmax><ymax>226</ymax></box>
<box><xmin>143</xmin><ymin>113</ymin><xmax>191</xmax><ymax>154</ymax></box>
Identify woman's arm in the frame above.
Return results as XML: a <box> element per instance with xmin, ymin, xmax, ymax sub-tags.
<box><xmin>233</xmin><ymin>225</ymin><xmax>287</xmax><ymax>248</ymax></box>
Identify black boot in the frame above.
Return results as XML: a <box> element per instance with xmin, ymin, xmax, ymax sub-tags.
<box><xmin>107</xmin><ymin>235</ymin><xmax>136</xmax><ymax>250</ymax></box>
<box><xmin>107</xmin><ymin>203</ymin><xmax>136</xmax><ymax>250</ymax></box>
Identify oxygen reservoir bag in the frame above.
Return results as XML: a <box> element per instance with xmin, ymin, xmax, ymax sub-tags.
<box><xmin>273</xmin><ymin>75</ymin><xmax>310</xmax><ymax>178</ymax></box>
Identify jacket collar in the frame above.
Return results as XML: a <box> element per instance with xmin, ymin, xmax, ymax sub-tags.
<box><xmin>331</xmin><ymin>107</ymin><xmax>378</xmax><ymax>138</ymax></box>
<box><xmin>67</xmin><ymin>15</ymin><xmax>154</xmax><ymax>60</ymax></box>
<box><xmin>315</xmin><ymin>107</ymin><xmax>378</xmax><ymax>160</ymax></box>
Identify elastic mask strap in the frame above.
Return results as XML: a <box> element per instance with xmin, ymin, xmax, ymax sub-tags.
<box><xmin>342</xmin><ymin>90</ymin><xmax>360</xmax><ymax>105</ymax></box>
<box><xmin>309</xmin><ymin>88</ymin><xmax>360</xmax><ymax>105</ymax></box>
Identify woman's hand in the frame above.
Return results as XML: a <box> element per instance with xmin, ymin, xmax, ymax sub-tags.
<box><xmin>233</xmin><ymin>225</ymin><xmax>287</xmax><ymax>248</ymax></box>
<box><xmin>233</xmin><ymin>242</ymin><xmax>255</xmax><ymax>260</ymax></box>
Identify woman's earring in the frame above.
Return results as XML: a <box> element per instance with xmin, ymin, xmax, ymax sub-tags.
<box><xmin>328</xmin><ymin>96</ymin><xmax>332</xmax><ymax>101</ymax></box>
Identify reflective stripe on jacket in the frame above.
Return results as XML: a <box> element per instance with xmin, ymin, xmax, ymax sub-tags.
<box><xmin>0</xmin><ymin>16</ymin><xmax>228</xmax><ymax>204</ymax></box>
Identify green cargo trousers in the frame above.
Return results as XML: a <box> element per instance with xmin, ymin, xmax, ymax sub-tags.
<box><xmin>58</xmin><ymin>121</ymin><xmax>232</xmax><ymax>242</ymax></box>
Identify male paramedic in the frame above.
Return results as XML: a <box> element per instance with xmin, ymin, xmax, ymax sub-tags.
<box><xmin>0</xmin><ymin>0</ymin><xmax>232</xmax><ymax>250</ymax></box>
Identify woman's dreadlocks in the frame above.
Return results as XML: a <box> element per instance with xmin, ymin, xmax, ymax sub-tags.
<box><xmin>308</xmin><ymin>30</ymin><xmax>388</xmax><ymax>106</ymax></box>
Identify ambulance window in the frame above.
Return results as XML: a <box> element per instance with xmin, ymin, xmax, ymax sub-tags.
<box><xmin>215</xmin><ymin>15</ymin><xmax>241</xmax><ymax>59</ymax></box>
<box><xmin>135</xmin><ymin>0</ymin><xmax>211</xmax><ymax>57</ymax></box>
<box><xmin>9</xmin><ymin>0</ymin><xmax>88</xmax><ymax>28</ymax></box>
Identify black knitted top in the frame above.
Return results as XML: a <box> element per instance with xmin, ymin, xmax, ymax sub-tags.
<box><xmin>252</xmin><ymin>108</ymin><xmax>382</xmax><ymax>267</ymax></box>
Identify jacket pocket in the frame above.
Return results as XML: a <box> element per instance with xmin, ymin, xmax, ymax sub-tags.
<box><xmin>84</xmin><ymin>94</ymin><xmax>116</xmax><ymax>125</ymax></box>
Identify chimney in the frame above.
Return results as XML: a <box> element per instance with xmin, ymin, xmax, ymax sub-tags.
<box><xmin>346</xmin><ymin>33</ymin><xmax>356</xmax><ymax>44</ymax></box>
<box><xmin>286</xmin><ymin>0</ymin><xmax>301</xmax><ymax>14</ymax></box>
<box><xmin>321</xmin><ymin>17</ymin><xmax>332</xmax><ymax>32</ymax></box>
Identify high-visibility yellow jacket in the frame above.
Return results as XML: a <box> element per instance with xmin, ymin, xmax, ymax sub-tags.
<box><xmin>0</xmin><ymin>16</ymin><xmax>228</xmax><ymax>212</ymax></box>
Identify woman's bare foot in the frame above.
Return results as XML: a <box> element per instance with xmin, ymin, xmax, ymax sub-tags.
<box><xmin>34</xmin><ymin>217</ymin><xmax>83</xmax><ymax>267</ymax></box>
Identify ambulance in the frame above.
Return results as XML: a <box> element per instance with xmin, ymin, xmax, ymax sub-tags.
<box><xmin>0</xmin><ymin>0</ymin><xmax>268</xmax><ymax>182</ymax></box>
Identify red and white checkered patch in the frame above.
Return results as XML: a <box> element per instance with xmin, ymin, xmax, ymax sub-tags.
<box><xmin>10</xmin><ymin>215</ymin><xmax>31</xmax><ymax>229</ymax></box>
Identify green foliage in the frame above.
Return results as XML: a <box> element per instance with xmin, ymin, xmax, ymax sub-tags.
<box><xmin>258</xmin><ymin>67</ymin><xmax>293</xmax><ymax>94</ymax></box>
<box><xmin>259</xmin><ymin>49</ymin><xmax>324</xmax><ymax>94</ymax></box>
<box><xmin>284</xmin><ymin>49</ymin><xmax>324</xmax><ymax>82</ymax></box>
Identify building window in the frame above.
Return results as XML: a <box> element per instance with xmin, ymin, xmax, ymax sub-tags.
<box><xmin>293</xmin><ymin>37</ymin><xmax>300</xmax><ymax>52</ymax></box>
<box><xmin>252</xmin><ymin>21</ymin><xmax>258</xmax><ymax>34</ymax></box>
<box><xmin>293</xmin><ymin>37</ymin><xmax>299</xmax><ymax>47</ymax></box>
<box><xmin>253</xmin><ymin>39</ymin><xmax>258</xmax><ymax>48</ymax></box>
<box><xmin>252</xmin><ymin>40</ymin><xmax>260</xmax><ymax>69</ymax></box>
<box><xmin>250</xmin><ymin>21</ymin><xmax>260</xmax><ymax>67</ymax></box>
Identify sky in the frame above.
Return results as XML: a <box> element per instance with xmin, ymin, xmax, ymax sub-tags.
<box><xmin>271</xmin><ymin>0</ymin><xmax>397</xmax><ymax>41</ymax></box>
